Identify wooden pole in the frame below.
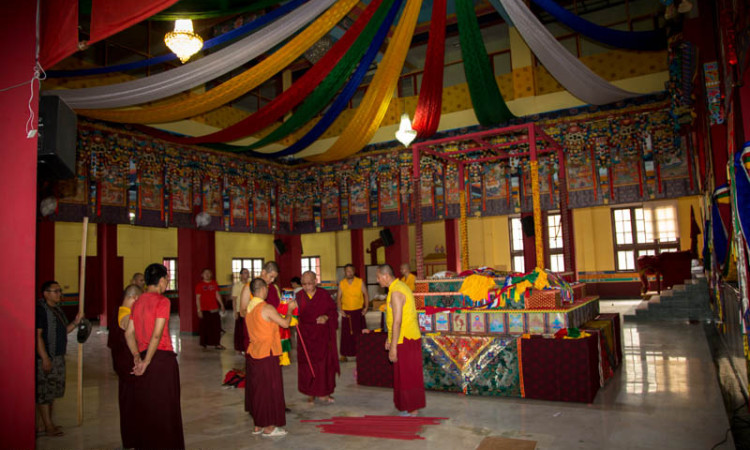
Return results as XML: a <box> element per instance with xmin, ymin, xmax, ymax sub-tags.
<box><xmin>77</xmin><ymin>217</ymin><xmax>89</xmax><ymax>426</ymax></box>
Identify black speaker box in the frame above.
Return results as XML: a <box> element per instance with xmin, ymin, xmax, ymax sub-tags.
<box><xmin>521</xmin><ymin>216</ymin><xmax>535</xmax><ymax>237</ymax></box>
<box><xmin>37</xmin><ymin>96</ymin><xmax>77</xmax><ymax>180</ymax></box>
<box><xmin>380</xmin><ymin>229</ymin><xmax>394</xmax><ymax>247</ymax></box>
<box><xmin>274</xmin><ymin>239</ymin><xmax>286</xmax><ymax>254</ymax></box>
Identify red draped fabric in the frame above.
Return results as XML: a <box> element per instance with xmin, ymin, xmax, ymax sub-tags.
<box><xmin>136</xmin><ymin>0</ymin><xmax>384</xmax><ymax>144</ymax></box>
<box><xmin>411</xmin><ymin>0</ymin><xmax>446</xmax><ymax>138</ymax></box>
<box><xmin>89</xmin><ymin>0</ymin><xmax>179</xmax><ymax>45</ymax></box>
<box><xmin>39</xmin><ymin>0</ymin><xmax>79</xmax><ymax>69</ymax></box>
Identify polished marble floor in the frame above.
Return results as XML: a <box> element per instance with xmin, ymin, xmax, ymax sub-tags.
<box><xmin>38</xmin><ymin>301</ymin><xmax>733</xmax><ymax>449</ymax></box>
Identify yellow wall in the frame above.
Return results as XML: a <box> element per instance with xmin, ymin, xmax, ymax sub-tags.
<box><xmin>214</xmin><ymin>232</ymin><xmax>274</xmax><ymax>285</ymax></box>
<box><xmin>677</xmin><ymin>196</ymin><xmax>703</xmax><ymax>252</ymax></box>
<box><xmin>118</xmin><ymin>225</ymin><xmax>178</xmax><ymax>286</ymax></box>
<box><xmin>466</xmin><ymin>216</ymin><xmax>512</xmax><ymax>270</ymax></box>
<box><xmin>362</xmin><ymin>227</ymin><xmax>384</xmax><ymax>265</ymax></box>
<box><xmin>301</xmin><ymin>231</ymin><xmax>339</xmax><ymax>282</ymax></box>
<box><xmin>573</xmin><ymin>207</ymin><xmax>616</xmax><ymax>272</ymax></box>
<box><xmin>54</xmin><ymin>222</ymin><xmax>97</xmax><ymax>293</ymax></box>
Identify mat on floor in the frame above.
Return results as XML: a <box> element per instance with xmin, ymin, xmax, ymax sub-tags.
<box><xmin>476</xmin><ymin>436</ymin><xmax>537</xmax><ymax>450</ymax></box>
<box><xmin>301</xmin><ymin>415</ymin><xmax>447</xmax><ymax>440</ymax></box>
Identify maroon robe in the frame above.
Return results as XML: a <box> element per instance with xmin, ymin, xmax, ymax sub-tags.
<box><xmin>393</xmin><ymin>338</ymin><xmax>426</xmax><ymax>412</ymax></box>
<box><xmin>109</xmin><ymin>324</ymin><xmax>137</xmax><ymax>449</ymax></box>
<box><xmin>296</xmin><ymin>288</ymin><xmax>340</xmax><ymax>397</ymax></box>
<box><xmin>233</xmin><ymin>316</ymin><xmax>246</xmax><ymax>353</ymax></box>
<box><xmin>247</xmin><ymin>353</ymin><xmax>286</xmax><ymax>428</ymax></box>
<box><xmin>199</xmin><ymin>310</ymin><xmax>222</xmax><ymax>347</ymax></box>
<box><xmin>339</xmin><ymin>308</ymin><xmax>366</xmax><ymax>357</ymax></box>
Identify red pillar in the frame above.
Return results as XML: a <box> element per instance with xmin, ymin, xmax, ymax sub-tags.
<box><xmin>351</xmin><ymin>229</ymin><xmax>365</xmax><ymax>281</ymax></box>
<box><xmin>522</xmin><ymin>212</ymin><xmax>538</xmax><ymax>270</ymax></box>
<box><xmin>36</xmin><ymin>221</ymin><xmax>56</xmax><ymax>290</ymax></box>
<box><xmin>385</xmin><ymin>225</ymin><xmax>410</xmax><ymax>272</ymax></box>
<box><xmin>177</xmin><ymin>228</ymin><xmax>215</xmax><ymax>333</ymax></box>
<box><xmin>738</xmin><ymin>68</ymin><xmax>750</xmax><ymax>145</ymax></box>
<box><xmin>97</xmin><ymin>224</ymin><xmax>122</xmax><ymax>329</ymax></box>
<box><xmin>0</xmin><ymin>1</ymin><xmax>38</xmax><ymax>446</ymax></box>
<box><xmin>274</xmin><ymin>233</ymin><xmax>302</xmax><ymax>288</ymax></box>
<box><xmin>445</xmin><ymin>219</ymin><xmax>460</xmax><ymax>273</ymax></box>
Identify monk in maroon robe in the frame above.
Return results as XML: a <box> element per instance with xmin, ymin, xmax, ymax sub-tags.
<box><xmin>296</xmin><ymin>271</ymin><xmax>340</xmax><ymax>403</ymax></box>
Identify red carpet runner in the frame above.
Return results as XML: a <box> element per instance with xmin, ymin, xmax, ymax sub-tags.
<box><xmin>301</xmin><ymin>415</ymin><xmax>448</xmax><ymax>440</ymax></box>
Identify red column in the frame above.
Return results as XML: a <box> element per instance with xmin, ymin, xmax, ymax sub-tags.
<box><xmin>0</xmin><ymin>1</ymin><xmax>38</xmax><ymax>446</ymax></box>
<box><xmin>522</xmin><ymin>213</ymin><xmax>537</xmax><ymax>270</ymax></box>
<box><xmin>36</xmin><ymin>221</ymin><xmax>56</xmax><ymax>290</ymax></box>
<box><xmin>385</xmin><ymin>225</ymin><xmax>410</xmax><ymax>272</ymax></box>
<box><xmin>274</xmin><ymin>233</ymin><xmax>302</xmax><ymax>288</ymax></box>
<box><xmin>97</xmin><ymin>224</ymin><xmax>122</xmax><ymax>329</ymax></box>
<box><xmin>351</xmin><ymin>229</ymin><xmax>365</xmax><ymax>281</ymax></box>
<box><xmin>738</xmin><ymin>68</ymin><xmax>750</xmax><ymax>145</ymax></box>
<box><xmin>177</xmin><ymin>228</ymin><xmax>215</xmax><ymax>333</ymax></box>
<box><xmin>445</xmin><ymin>219</ymin><xmax>460</xmax><ymax>273</ymax></box>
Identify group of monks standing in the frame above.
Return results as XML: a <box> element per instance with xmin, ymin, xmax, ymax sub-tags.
<box><xmin>109</xmin><ymin>260</ymin><xmax>425</xmax><ymax>448</ymax></box>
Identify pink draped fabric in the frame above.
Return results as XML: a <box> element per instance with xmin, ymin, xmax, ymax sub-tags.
<box><xmin>89</xmin><ymin>0</ymin><xmax>179</xmax><ymax>45</ymax></box>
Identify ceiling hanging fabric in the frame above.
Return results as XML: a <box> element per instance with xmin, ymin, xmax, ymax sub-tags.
<box><xmin>411</xmin><ymin>0</ymin><xmax>446</xmax><ymax>138</ymax></box>
<box><xmin>47</xmin><ymin>0</ymin><xmax>306</xmax><ymax>78</ymax></box>
<box><xmin>306</xmin><ymin>0</ymin><xmax>424</xmax><ymax>162</ymax></box>
<box><xmin>150</xmin><ymin>0</ymin><xmax>283</xmax><ymax>20</ymax></box>
<box><xmin>135</xmin><ymin>0</ymin><xmax>389</xmax><ymax>145</ymax></box>
<box><xmin>456</xmin><ymin>0</ymin><xmax>515</xmax><ymax>126</ymax></box>
<box><xmin>531</xmin><ymin>0</ymin><xmax>667</xmax><ymax>51</ymax></box>
<box><xmin>497</xmin><ymin>0</ymin><xmax>640</xmax><ymax>105</ymax></box>
<box><xmin>39</xmin><ymin>0</ymin><xmax>79</xmax><ymax>70</ymax></box>
<box><xmin>42</xmin><ymin>0</ymin><xmax>333</xmax><ymax>110</ymax></box>
<box><xmin>70</xmin><ymin>0</ymin><xmax>358</xmax><ymax>123</ymax></box>
<box><xmin>235</xmin><ymin>0</ymin><xmax>405</xmax><ymax>157</ymax></box>
<box><xmin>88</xmin><ymin>0</ymin><xmax>180</xmax><ymax>45</ymax></box>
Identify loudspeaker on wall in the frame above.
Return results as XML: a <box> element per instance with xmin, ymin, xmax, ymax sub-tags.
<box><xmin>274</xmin><ymin>239</ymin><xmax>286</xmax><ymax>254</ymax></box>
<box><xmin>521</xmin><ymin>216</ymin><xmax>535</xmax><ymax>237</ymax></box>
<box><xmin>37</xmin><ymin>96</ymin><xmax>77</xmax><ymax>180</ymax></box>
<box><xmin>380</xmin><ymin>229</ymin><xmax>394</xmax><ymax>247</ymax></box>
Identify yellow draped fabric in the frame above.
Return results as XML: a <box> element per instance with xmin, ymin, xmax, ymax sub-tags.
<box><xmin>306</xmin><ymin>0</ymin><xmax>423</xmax><ymax>162</ymax></box>
<box><xmin>76</xmin><ymin>0</ymin><xmax>358</xmax><ymax>124</ymax></box>
<box><xmin>459</xmin><ymin>275</ymin><xmax>497</xmax><ymax>302</ymax></box>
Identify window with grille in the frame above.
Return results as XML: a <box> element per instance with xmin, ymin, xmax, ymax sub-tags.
<box><xmin>162</xmin><ymin>258</ymin><xmax>177</xmax><ymax>291</ymax></box>
<box><xmin>612</xmin><ymin>205</ymin><xmax>679</xmax><ymax>271</ymax></box>
<box><xmin>547</xmin><ymin>213</ymin><xmax>565</xmax><ymax>272</ymax></box>
<box><xmin>231</xmin><ymin>258</ymin><xmax>264</xmax><ymax>283</ymax></box>
<box><xmin>301</xmin><ymin>256</ymin><xmax>321</xmax><ymax>283</ymax></box>
<box><xmin>509</xmin><ymin>217</ymin><xmax>525</xmax><ymax>273</ymax></box>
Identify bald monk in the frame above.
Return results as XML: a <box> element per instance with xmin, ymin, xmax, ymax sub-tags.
<box><xmin>245</xmin><ymin>278</ymin><xmax>297</xmax><ymax>437</ymax></box>
<box><xmin>125</xmin><ymin>263</ymin><xmax>185</xmax><ymax>448</ymax></box>
<box><xmin>296</xmin><ymin>271</ymin><xmax>340</xmax><ymax>404</ymax></box>
<box><xmin>400</xmin><ymin>263</ymin><xmax>416</xmax><ymax>292</ymax></box>
<box><xmin>108</xmin><ymin>283</ymin><xmax>142</xmax><ymax>449</ymax></box>
<box><xmin>336</xmin><ymin>264</ymin><xmax>369</xmax><ymax>361</ymax></box>
<box><xmin>376</xmin><ymin>264</ymin><xmax>425</xmax><ymax>417</ymax></box>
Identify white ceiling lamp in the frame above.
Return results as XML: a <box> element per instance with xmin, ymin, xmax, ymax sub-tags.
<box><xmin>395</xmin><ymin>113</ymin><xmax>417</xmax><ymax>147</ymax></box>
<box><xmin>164</xmin><ymin>19</ymin><xmax>204</xmax><ymax>63</ymax></box>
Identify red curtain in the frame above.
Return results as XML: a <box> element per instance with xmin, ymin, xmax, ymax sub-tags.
<box><xmin>89</xmin><ymin>0</ymin><xmax>179</xmax><ymax>45</ymax></box>
<box><xmin>39</xmin><ymin>0</ymin><xmax>79</xmax><ymax>69</ymax></box>
<box><xmin>411</xmin><ymin>0</ymin><xmax>446</xmax><ymax>138</ymax></box>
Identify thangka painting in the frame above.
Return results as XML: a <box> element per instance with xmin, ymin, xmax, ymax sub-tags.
<box><xmin>230</xmin><ymin>187</ymin><xmax>248</xmax><ymax>220</ymax></box>
<box><xmin>379</xmin><ymin>179</ymin><xmax>399</xmax><ymax>212</ymax></box>
<box><xmin>100</xmin><ymin>179</ymin><xmax>126</xmax><ymax>206</ymax></box>
<box><xmin>349</xmin><ymin>182</ymin><xmax>368</xmax><ymax>215</ymax></box>
<box><xmin>420</xmin><ymin>179</ymin><xmax>433</xmax><ymax>207</ymax></box>
<box><xmin>57</xmin><ymin>177</ymin><xmax>87</xmax><ymax>204</ymax></box>
<box><xmin>612</xmin><ymin>160</ymin><xmax>640</xmax><ymax>186</ymax></box>
<box><xmin>445</xmin><ymin>169</ymin><xmax>460</xmax><ymax>204</ymax></box>
<box><xmin>204</xmin><ymin>184</ymin><xmax>223</xmax><ymax>216</ymax></box>
<box><xmin>484</xmin><ymin>164</ymin><xmax>507</xmax><ymax>199</ymax></box>
<box><xmin>139</xmin><ymin>181</ymin><xmax>163</xmax><ymax>210</ymax></box>
<box><xmin>659</xmin><ymin>135</ymin><xmax>688</xmax><ymax>179</ymax></box>
<box><xmin>322</xmin><ymin>190</ymin><xmax>340</xmax><ymax>219</ymax></box>
<box><xmin>277</xmin><ymin>201</ymin><xmax>290</xmax><ymax>223</ymax></box>
<box><xmin>566</xmin><ymin>163</ymin><xmax>595</xmax><ymax>190</ymax></box>
<box><xmin>254</xmin><ymin>194</ymin><xmax>270</xmax><ymax>223</ymax></box>
<box><xmin>295</xmin><ymin>198</ymin><xmax>312</xmax><ymax>221</ymax></box>
<box><xmin>171</xmin><ymin>177</ymin><xmax>192</xmax><ymax>212</ymax></box>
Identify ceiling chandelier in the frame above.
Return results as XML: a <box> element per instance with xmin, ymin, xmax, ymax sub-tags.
<box><xmin>395</xmin><ymin>113</ymin><xmax>417</xmax><ymax>147</ymax></box>
<box><xmin>164</xmin><ymin>19</ymin><xmax>203</xmax><ymax>63</ymax></box>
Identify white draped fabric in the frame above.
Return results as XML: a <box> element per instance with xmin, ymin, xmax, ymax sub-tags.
<box><xmin>43</xmin><ymin>0</ymin><xmax>336</xmax><ymax>109</ymax></box>
<box><xmin>498</xmin><ymin>0</ymin><xmax>641</xmax><ymax>105</ymax></box>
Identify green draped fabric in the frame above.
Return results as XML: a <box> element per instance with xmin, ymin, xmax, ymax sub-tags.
<box><xmin>455</xmin><ymin>0</ymin><xmax>514</xmax><ymax>125</ymax></box>
<box><xmin>212</xmin><ymin>0</ymin><xmax>396</xmax><ymax>153</ymax></box>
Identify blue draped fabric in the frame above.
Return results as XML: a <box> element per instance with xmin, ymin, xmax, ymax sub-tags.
<box><xmin>47</xmin><ymin>0</ymin><xmax>307</xmax><ymax>77</ymax></box>
<box><xmin>734</xmin><ymin>144</ymin><xmax>750</xmax><ymax>254</ymax></box>
<box><xmin>531</xmin><ymin>0</ymin><xmax>666</xmax><ymax>51</ymax></box>
<box><xmin>712</xmin><ymin>186</ymin><xmax>730</xmax><ymax>272</ymax></box>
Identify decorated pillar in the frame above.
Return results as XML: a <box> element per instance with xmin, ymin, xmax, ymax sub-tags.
<box><xmin>350</xmin><ymin>229</ymin><xmax>365</xmax><ymax>282</ymax></box>
<box><xmin>0</xmin><ymin>0</ymin><xmax>38</xmax><ymax>445</ymax></box>
<box><xmin>459</xmin><ymin>164</ymin><xmax>469</xmax><ymax>272</ymax></box>
<box><xmin>274</xmin><ymin>233</ymin><xmax>302</xmax><ymax>288</ymax></box>
<box><xmin>413</xmin><ymin>146</ymin><xmax>425</xmax><ymax>278</ymax></box>
<box><xmin>177</xmin><ymin>228</ymin><xmax>215</xmax><ymax>333</ymax></box>
<box><xmin>385</xmin><ymin>225</ymin><xmax>410</xmax><ymax>272</ymax></box>
<box><xmin>445</xmin><ymin>219</ymin><xmax>460</xmax><ymax>273</ymax></box>
<box><xmin>529</xmin><ymin>126</ymin><xmax>544</xmax><ymax>269</ymax></box>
